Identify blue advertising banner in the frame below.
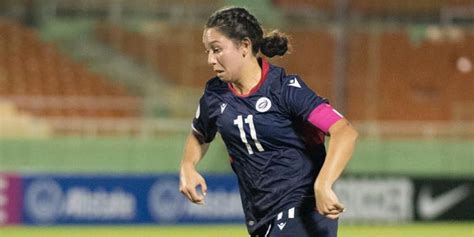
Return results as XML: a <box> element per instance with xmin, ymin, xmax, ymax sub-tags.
<box><xmin>22</xmin><ymin>174</ymin><xmax>244</xmax><ymax>225</ymax></box>
<box><xmin>4</xmin><ymin>173</ymin><xmax>471</xmax><ymax>226</ymax></box>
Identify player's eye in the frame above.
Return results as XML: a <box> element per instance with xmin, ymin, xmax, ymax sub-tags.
<box><xmin>212</xmin><ymin>48</ymin><xmax>221</xmax><ymax>53</ymax></box>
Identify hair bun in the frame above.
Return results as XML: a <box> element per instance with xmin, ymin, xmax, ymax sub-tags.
<box><xmin>260</xmin><ymin>31</ymin><xmax>289</xmax><ymax>58</ymax></box>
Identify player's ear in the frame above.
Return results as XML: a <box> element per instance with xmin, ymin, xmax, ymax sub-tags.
<box><xmin>239</xmin><ymin>37</ymin><xmax>252</xmax><ymax>57</ymax></box>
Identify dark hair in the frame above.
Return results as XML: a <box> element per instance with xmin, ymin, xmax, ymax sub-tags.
<box><xmin>205</xmin><ymin>7</ymin><xmax>289</xmax><ymax>58</ymax></box>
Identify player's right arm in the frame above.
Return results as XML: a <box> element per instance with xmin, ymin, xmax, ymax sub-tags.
<box><xmin>179</xmin><ymin>131</ymin><xmax>210</xmax><ymax>205</ymax></box>
<box><xmin>181</xmin><ymin>85</ymin><xmax>218</xmax><ymax>205</ymax></box>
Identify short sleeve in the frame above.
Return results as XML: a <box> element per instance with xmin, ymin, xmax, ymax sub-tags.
<box><xmin>281</xmin><ymin>75</ymin><xmax>328</xmax><ymax>121</ymax></box>
<box><xmin>192</xmin><ymin>93</ymin><xmax>218</xmax><ymax>143</ymax></box>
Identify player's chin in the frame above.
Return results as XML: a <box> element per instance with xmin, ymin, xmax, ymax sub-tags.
<box><xmin>219</xmin><ymin>77</ymin><xmax>232</xmax><ymax>83</ymax></box>
<box><xmin>217</xmin><ymin>75</ymin><xmax>231</xmax><ymax>82</ymax></box>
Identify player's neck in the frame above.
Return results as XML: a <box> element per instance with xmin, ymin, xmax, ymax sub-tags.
<box><xmin>232</xmin><ymin>59</ymin><xmax>261</xmax><ymax>95</ymax></box>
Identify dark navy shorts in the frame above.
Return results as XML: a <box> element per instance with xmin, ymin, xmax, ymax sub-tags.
<box><xmin>251</xmin><ymin>206</ymin><xmax>338</xmax><ymax>237</ymax></box>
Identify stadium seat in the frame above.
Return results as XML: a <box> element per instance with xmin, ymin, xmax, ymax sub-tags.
<box><xmin>0</xmin><ymin>19</ymin><xmax>142</xmax><ymax>119</ymax></box>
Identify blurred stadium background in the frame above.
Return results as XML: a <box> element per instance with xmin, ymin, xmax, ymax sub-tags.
<box><xmin>0</xmin><ymin>0</ymin><xmax>473</xmax><ymax>236</ymax></box>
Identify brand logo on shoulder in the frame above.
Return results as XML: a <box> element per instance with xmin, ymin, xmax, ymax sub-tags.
<box><xmin>288</xmin><ymin>78</ymin><xmax>301</xmax><ymax>88</ymax></box>
<box><xmin>220</xmin><ymin>103</ymin><xmax>227</xmax><ymax>114</ymax></box>
<box><xmin>255</xmin><ymin>97</ymin><xmax>271</xmax><ymax>112</ymax></box>
<box><xmin>195</xmin><ymin>105</ymin><xmax>200</xmax><ymax>119</ymax></box>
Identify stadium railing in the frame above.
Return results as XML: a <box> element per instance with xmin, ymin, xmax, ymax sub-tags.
<box><xmin>32</xmin><ymin>117</ymin><xmax>474</xmax><ymax>139</ymax></box>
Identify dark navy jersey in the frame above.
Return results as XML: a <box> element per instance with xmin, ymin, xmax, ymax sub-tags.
<box><xmin>192</xmin><ymin>59</ymin><xmax>328</xmax><ymax>234</ymax></box>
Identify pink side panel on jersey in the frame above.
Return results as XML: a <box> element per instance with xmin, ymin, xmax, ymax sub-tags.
<box><xmin>307</xmin><ymin>103</ymin><xmax>343</xmax><ymax>133</ymax></box>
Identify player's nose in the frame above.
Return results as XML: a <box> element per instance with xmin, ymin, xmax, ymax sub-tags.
<box><xmin>207</xmin><ymin>52</ymin><xmax>216</xmax><ymax>65</ymax></box>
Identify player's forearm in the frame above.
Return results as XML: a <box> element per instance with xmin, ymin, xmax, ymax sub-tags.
<box><xmin>315</xmin><ymin>119</ymin><xmax>358</xmax><ymax>189</ymax></box>
<box><xmin>180</xmin><ymin>132</ymin><xmax>210</xmax><ymax>169</ymax></box>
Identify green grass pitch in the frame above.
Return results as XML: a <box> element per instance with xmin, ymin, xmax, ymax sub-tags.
<box><xmin>1</xmin><ymin>223</ymin><xmax>472</xmax><ymax>237</ymax></box>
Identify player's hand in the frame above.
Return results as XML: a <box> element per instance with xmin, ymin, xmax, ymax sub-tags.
<box><xmin>179</xmin><ymin>166</ymin><xmax>207</xmax><ymax>205</ymax></box>
<box><xmin>314</xmin><ymin>184</ymin><xmax>345</xmax><ymax>219</ymax></box>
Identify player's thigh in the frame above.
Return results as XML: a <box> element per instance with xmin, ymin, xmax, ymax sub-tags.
<box><xmin>267</xmin><ymin>207</ymin><xmax>338</xmax><ymax>237</ymax></box>
<box><xmin>302</xmin><ymin>210</ymin><xmax>338</xmax><ymax>237</ymax></box>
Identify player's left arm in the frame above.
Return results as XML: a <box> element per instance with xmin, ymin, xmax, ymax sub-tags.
<box><xmin>314</xmin><ymin>118</ymin><xmax>358</xmax><ymax>219</ymax></box>
<box><xmin>280</xmin><ymin>76</ymin><xmax>358</xmax><ymax>218</ymax></box>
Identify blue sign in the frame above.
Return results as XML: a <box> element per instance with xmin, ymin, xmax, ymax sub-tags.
<box><xmin>21</xmin><ymin>174</ymin><xmax>244</xmax><ymax>225</ymax></box>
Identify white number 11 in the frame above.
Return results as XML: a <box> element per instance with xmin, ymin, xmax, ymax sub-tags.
<box><xmin>233</xmin><ymin>115</ymin><xmax>264</xmax><ymax>155</ymax></box>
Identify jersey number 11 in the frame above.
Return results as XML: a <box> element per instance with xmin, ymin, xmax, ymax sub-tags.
<box><xmin>233</xmin><ymin>115</ymin><xmax>265</xmax><ymax>155</ymax></box>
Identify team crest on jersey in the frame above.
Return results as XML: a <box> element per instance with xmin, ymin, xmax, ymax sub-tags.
<box><xmin>255</xmin><ymin>97</ymin><xmax>271</xmax><ymax>112</ymax></box>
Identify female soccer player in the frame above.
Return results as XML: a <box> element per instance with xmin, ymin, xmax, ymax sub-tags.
<box><xmin>179</xmin><ymin>6</ymin><xmax>358</xmax><ymax>237</ymax></box>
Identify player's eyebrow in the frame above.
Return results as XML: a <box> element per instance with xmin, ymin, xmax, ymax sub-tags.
<box><xmin>203</xmin><ymin>40</ymin><xmax>220</xmax><ymax>48</ymax></box>
<box><xmin>207</xmin><ymin>40</ymin><xmax>222</xmax><ymax>47</ymax></box>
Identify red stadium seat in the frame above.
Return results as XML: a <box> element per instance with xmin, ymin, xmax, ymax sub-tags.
<box><xmin>0</xmin><ymin>20</ymin><xmax>141</xmax><ymax>119</ymax></box>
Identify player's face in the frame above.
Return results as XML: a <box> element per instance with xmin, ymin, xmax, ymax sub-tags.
<box><xmin>203</xmin><ymin>27</ymin><xmax>245</xmax><ymax>83</ymax></box>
